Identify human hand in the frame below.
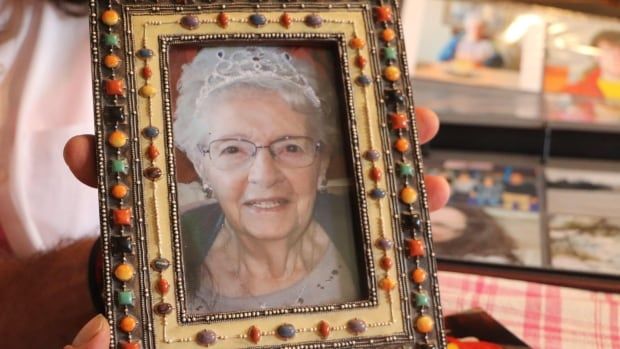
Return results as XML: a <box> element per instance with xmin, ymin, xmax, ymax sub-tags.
<box><xmin>63</xmin><ymin>107</ymin><xmax>449</xmax><ymax>211</ymax></box>
<box><xmin>63</xmin><ymin>314</ymin><xmax>110</xmax><ymax>349</ymax></box>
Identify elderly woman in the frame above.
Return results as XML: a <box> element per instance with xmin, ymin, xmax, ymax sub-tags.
<box><xmin>173</xmin><ymin>46</ymin><xmax>361</xmax><ymax>313</ymax></box>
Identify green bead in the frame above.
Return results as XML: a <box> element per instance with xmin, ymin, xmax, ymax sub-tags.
<box><xmin>104</xmin><ymin>33</ymin><xmax>120</xmax><ymax>47</ymax></box>
<box><xmin>383</xmin><ymin>47</ymin><xmax>397</xmax><ymax>63</ymax></box>
<box><xmin>415</xmin><ymin>292</ymin><xmax>429</xmax><ymax>307</ymax></box>
<box><xmin>399</xmin><ymin>162</ymin><xmax>414</xmax><ymax>177</ymax></box>
<box><xmin>117</xmin><ymin>291</ymin><xmax>134</xmax><ymax>306</ymax></box>
<box><xmin>111</xmin><ymin>159</ymin><xmax>128</xmax><ymax>174</ymax></box>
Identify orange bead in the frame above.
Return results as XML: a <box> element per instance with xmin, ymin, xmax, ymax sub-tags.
<box><xmin>108</xmin><ymin>130</ymin><xmax>128</xmax><ymax>148</ymax></box>
<box><xmin>146</xmin><ymin>144</ymin><xmax>160</xmax><ymax>160</ymax></box>
<box><xmin>379</xmin><ymin>276</ymin><xmax>396</xmax><ymax>291</ymax></box>
<box><xmin>318</xmin><ymin>320</ymin><xmax>330</xmax><ymax>339</ymax></box>
<box><xmin>355</xmin><ymin>55</ymin><xmax>367</xmax><ymax>69</ymax></box>
<box><xmin>369</xmin><ymin>166</ymin><xmax>382</xmax><ymax>182</ymax></box>
<box><xmin>375</xmin><ymin>6</ymin><xmax>393</xmax><ymax>22</ymax></box>
<box><xmin>383</xmin><ymin>66</ymin><xmax>401</xmax><ymax>81</ymax></box>
<box><xmin>248</xmin><ymin>325</ymin><xmax>261</xmax><ymax>344</ymax></box>
<box><xmin>217</xmin><ymin>12</ymin><xmax>229</xmax><ymax>28</ymax></box>
<box><xmin>415</xmin><ymin>315</ymin><xmax>434</xmax><ymax>333</ymax></box>
<box><xmin>101</xmin><ymin>9</ymin><xmax>120</xmax><ymax>26</ymax></box>
<box><xmin>105</xmin><ymin>79</ymin><xmax>124</xmax><ymax>96</ymax></box>
<box><xmin>156</xmin><ymin>278</ymin><xmax>169</xmax><ymax>295</ymax></box>
<box><xmin>119</xmin><ymin>315</ymin><xmax>137</xmax><ymax>333</ymax></box>
<box><xmin>408</xmin><ymin>239</ymin><xmax>425</xmax><ymax>257</ymax></box>
<box><xmin>111</xmin><ymin>183</ymin><xmax>128</xmax><ymax>199</ymax></box>
<box><xmin>349</xmin><ymin>37</ymin><xmax>365</xmax><ymax>49</ymax></box>
<box><xmin>391</xmin><ymin>113</ymin><xmax>408</xmax><ymax>130</ymax></box>
<box><xmin>381</xmin><ymin>28</ymin><xmax>396</xmax><ymax>42</ymax></box>
<box><xmin>104</xmin><ymin>54</ymin><xmax>121</xmax><ymax>69</ymax></box>
<box><xmin>114</xmin><ymin>263</ymin><xmax>135</xmax><ymax>282</ymax></box>
<box><xmin>394</xmin><ymin>138</ymin><xmax>410</xmax><ymax>153</ymax></box>
<box><xmin>412</xmin><ymin>268</ymin><xmax>426</xmax><ymax>284</ymax></box>
<box><xmin>113</xmin><ymin>208</ymin><xmax>132</xmax><ymax>226</ymax></box>
<box><xmin>280</xmin><ymin>12</ymin><xmax>292</xmax><ymax>28</ymax></box>
<box><xmin>400</xmin><ymin>186</ymin><xmax>418</xmax><ymax>204</ymax></box>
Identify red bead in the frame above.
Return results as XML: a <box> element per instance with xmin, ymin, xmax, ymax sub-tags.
<box><xmin>375</xmin><ymin>6</ymin><xmax>393</xmax><ymax>22</ymax></box>
<box><xmin>380</xmin><ymin>256</ymin><xmax>393</xmax><ymax>270</ymax></box>
<box><xmin>119</xmin><ymin>341</ymin><xmax>140</xmax><ymax>349</ymax></box>
<box><xmin>105</xmin><ymin>79</ymin><xmax>124</xmax><ymax>96</ymax></box>
<box><xmin>217</xmin><ymin>12</ymin><xmax>229</xmax><ymax>28</ymax></box>
<box><xmin>391</xmin><ymin>113</ymin><xmax>408</xmax><ymax>130</ymax></box>
<box><xmin>248</xmin><ymin>325</ymin><xmax>261</xmax><ymax>344</ymax></box>
<box><xmin>113</xmin><ymin>208</ymin><xmax>132</xmax><ymax>226</ymax></box>
<box><xmin>355</xmin><ymin>55</ymin><xmax>367</xmax><ymax>69</ymax></box>
<box><xmin>280</xmin><ymin>12</ymin><xmax>292</xmax><ymax>28</ymax></box>
<box><xmin>318</xmin><ymin>320</ymin><xmax>330</xmax><ymax>339</ymax></box>
<box><xmin>141</xmin><ymin>66</ymin><xmax>152</xmax><ymax>79</ymax></box>
<box><xmin>369</xmin><ymin>166</ymin><xmax>382</xmax><ymax>182</ymax></box>
<box><xmin>157</xmin><ymin>278</ymin><xmax>169</xmax><ymax>295</ymax></box>
<box><xmin>408</xmin><ymin>239</ymin><xmax>425</xmax><ymax>257</ymax></box>
<box><xmin>146</xmin><ymin>144</ymin><xmax>160</xmax><ymax>160</ymax></box>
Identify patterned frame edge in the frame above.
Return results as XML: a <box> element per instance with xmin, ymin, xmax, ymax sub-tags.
<box><xmin>89</xmin><ymin>1</ymin><xmax>446</xmax><ymax>348</ymax></box>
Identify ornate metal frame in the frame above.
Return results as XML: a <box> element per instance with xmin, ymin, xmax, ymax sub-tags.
<box><xmin>91</xmin><ymin>1</ymin><xmax>445</xmax><ymax>348</ymax></box>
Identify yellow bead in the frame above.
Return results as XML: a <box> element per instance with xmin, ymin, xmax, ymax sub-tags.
<box><xmin>139</xmin><ymin>84</ymin><xmax>156</xmax><ymax>98</ymax></box>
<box><xmin>119</xmin><ymin>315</ymin><xmax>137</xmax><ymax>333</ymax></box>
<box><xmin>400</xmin><ymin>186</ymin><xmax>418</xmax><ymax>205</ymax></box>
<box><xmin>383</xmin><ymin>66</ymin><xmax>401</xmax><ymax>81</ymax></box>
<box><xmin>101</xmin><ymin>10</ymin><xmax>120</xmax><ymax>26</ymax></box>
<box><xmin>447</xmin><ymin>344</ymin><xmax>460</xmax><ymax>349</ymax></box>
<box><xmin>415</xmin><ymin>315</ymin><xmax>434</xmax><ymax>333</ymax></box>
<box><xmin>114</xmin><ymin>263</ymin><xmax>134</xmax><ymax>282</ymax></box>
<box><xmin>108</xmin><ymin>130</ymin><xmax>128</xmax><ymax>148</ymax></box>
<box><xmin>103</xmin><ymin>54</ymin><xmax>121</xmax><ymax>69</ymax></box>
<box><xmin>379</xmin><ymin>276</ymin><xmax>396</xmax><ymax>291</ymax></box>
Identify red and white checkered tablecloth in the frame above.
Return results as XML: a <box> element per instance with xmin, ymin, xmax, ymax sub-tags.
<box><xmin>438</xmin><ymin>271</ymin><xmax>620</xmax><ymax>349</ymax></box>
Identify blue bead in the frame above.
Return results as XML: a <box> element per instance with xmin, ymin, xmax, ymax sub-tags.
<box><xmin>137</xmin><ymin>48</ymin><xmax>154</xmax><ymax>59</ymax></box>
<box><xmin>347</xmin><ymin>319</ymin><xmax>367</xmax><ymax>335</ymax></box>
<box><xmin>356</xmin><ymin>75</ymin><xmax>371</xmax><ymax>87</ymax></box>
<box><xmin>142</xmin><ymin>126</ymin><xmax>159</xmax><ymax>139</ymax></box>
<box><xmin>276</xmin><ymin>323</ymin><xmax>296</xmax><ymax>339</ymax></box>
<box><xmin>180</xmin><ymin>15</ymin><xmax>200</xmax><ymax>30</ymax></box>
<box><xmin>249</xmin><ymin>14</ymin><xmax>267</xmax><ymax>27</ymax></box>
<box><xmin>151</xmin><ymin>258</ymin><xmax>170</xmax><ymax>272</ymax></box>
<box><xmin>304</xmin><ymin>14</ymin><xmax>323</xmax><ymax>28</ymax></box>
<box><xmin>370</xmin><ymin>188</ymin><xmax>386</xmax><ymax>199</ymax></box>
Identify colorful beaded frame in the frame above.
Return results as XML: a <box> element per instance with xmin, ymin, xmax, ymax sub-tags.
<box><xmin>91</xmin><ymin>1</ymin><xmax>445</xmax><ymax>348</ymax></box>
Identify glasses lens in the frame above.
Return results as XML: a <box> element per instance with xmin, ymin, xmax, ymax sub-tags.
<box><xmin>271</xmin><ymin>137</ymin><xmax>317</xmax><ymax>168</ymax></box>
<box><xmin>208</xmin><ymin>139</ymin><xmax>255</xmax><ymax>169</ymax></box>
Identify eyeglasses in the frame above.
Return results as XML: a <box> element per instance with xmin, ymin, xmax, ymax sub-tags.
<box><xmin>198</xmin><ymin>136</ymin><xmax>322</xmax><ymax>170</ymax></box>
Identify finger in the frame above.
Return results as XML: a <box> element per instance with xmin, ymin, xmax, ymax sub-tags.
<box><xmin>64</xmin><ymin>314</ymin><xmax>110</xmax><ymax>349</ymax></box>
<box><xmin>64</xmin><ymin>135</ymin><xmax>97</xmax><ymax>188</ymax></box>
<box><xmin>415</xmin><ymin>107</ymin><xmax>440</xmax><ymax>145</ymax></box>
<box><xmin>424</xmin><ymin>174</ymin><xmax>450</xmax><ymax>212</ymax></box>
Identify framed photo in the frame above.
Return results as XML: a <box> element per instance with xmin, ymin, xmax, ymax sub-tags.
<box><xmin>90</xmin><ymin>1</ymin><xmax>444</xmax><ymax>348</ymax></box>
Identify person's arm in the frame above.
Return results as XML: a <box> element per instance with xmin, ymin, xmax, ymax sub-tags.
<box><xmin>0</xmin><ymin>238</ymin><xmax>98</xmax><ymax>348</ymax></box>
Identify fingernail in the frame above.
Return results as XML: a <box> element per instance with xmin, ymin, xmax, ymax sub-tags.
<box><xmin>72</xmin><ymin>314</ymin><xmax>107</xmax><ymax>346</ymax></box>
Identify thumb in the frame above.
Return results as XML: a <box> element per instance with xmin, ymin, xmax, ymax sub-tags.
<box><xmin>64</xmin><ymin>314</ymin><xmax>110</xmax><ymax>349</ymax></box>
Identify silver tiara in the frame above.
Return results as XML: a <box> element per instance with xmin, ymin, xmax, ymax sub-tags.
<box><xmin>195</xmin><ymin>47</ymin><xmax>322</xmax><ymax>108</ymax></box>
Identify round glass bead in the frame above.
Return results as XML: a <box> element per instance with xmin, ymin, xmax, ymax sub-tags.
<box><xmin>412</xmin><ymin>268</ymin><xmax>427</xmax><ymax>284</ymax></box>
<box><xmin>111</xmin><ymin>183</ymin><xmax>128</xmax><ymax>199</ymax></box>
<box><xmin>144</xmin><ymin>166</ymin><xmax>162</xmax><ymax>181</ymax></box>
<box><xmin>349</xmin><ymin>37</ymin><xmax>365</xmax><ymax>49</ymax></box>
<box><xmin>157</xmin><ymin>278</ymin><xmax>169</xmax><ymax>295</ymax></box>
<box><xmin>104</xmin><ymin>54</ymin><xmax>121</xmax><ymax>69</ymax></box>
<box><xmin>139</xmin><ymin>84</ymin><xmax>156</xmax><ymax>98</ymax></box>
<box><xmin>376</xmin><ymin>238</ymin><xmax>393</xmax><ymax>250</ymax></box>
<box><xmin>108</xmin><ymin>130</ymin><xmax>128</xmax><ymax>148</ymax></box>
<box><xmin>384</xmin><ymin>66</ymin><xmax>401</xmax><ymax>81</ymax></box>
<box><xmin>136</xmin><ymin>48</ymin><xmax>154</xmax><ymax>60</ymax></box>
<box><xmin>379</xmin><ymin>276</ymin><xmax>396</xmax><ymax>291</ymax></box>
<box><xmin>318</xmin><ymin>320</ymin><xmax>330</xmax><ymax>338</ymax></box>
<box><xmin>141</xmin><ymin>66</ymin><xmax>152</xmax><ymax>79</ymax></box>
<box><xmin>196</xmin><ymin>330</ymin><xmax>217</xmax><ymax>346</ymax></box>
<box><xmin>379</xmin><ymin>255</ymin><xmax>393</xmax><ymax>270</ymax></box>
<box><xmin>381</xmin><ymin>28</ymin><xmax>396</xmax><ymax>42</ymax></box>
<box><xmin>151</xmin><ymin>258</ymin><xmax>171</xmax><ymax>272</ymax></box>
<box><xmin>400</xmin><ymin>186</ymin><xmax>418</xmax><ymax>204</ymax></box>
<box><xmin>249</xmin><ymin>14</ymin><xmax>267</xmax><ymax>27</ymax></box>
<box><xmin>370</xmin><ymin>167</ymin><xmax>382</xmax><ymax>182</ymax></box>
<box><xmin>217</xmin><ymin>12</ymin><xmax>229</xmax><ymax>28</ymax></box>
<box><xmin>147</xmin><ymin>144</ymin><xmax>160</xmax><ymax>161</ymax></box>
<box><xmin>248</xmin><ymin>325</ymin><xmax>261</xmax><ymax>344</ymax></box>
<box><xmin>180</xmin><ymin>15</ymin><xmax>200</xmax><ymax>30</ymax></box>
<box><xmin>280</xmin><ymin>13</ymin><xmax>292</xmax><ymax>28</ymax></box>
<box><xmin>142</xmin><ymin>126</ymin><xmax>159</xmax><ymax>139</ymax></box>
<box><xmin>114</xmin><ymin>263</ymin><xmax>134</xmax><ymax>282</ymax></box>
<box><xmin>364</xmin><ymin>149</ymin><xmax>380</xmax><ymax>161</ymax></box>
<box><xmin>119</xmin><ymin>315</ymin><xmax>137</xmax><ymax>333</ymax></box>
<box><xmin>394</xmin><ymin>138</ymin><xmax>410</xmax><ymax>153</ymax></box>
<box><xmin>355</xmin><ymin>75</ymin><xmax>371</xmax><ymax>86</ymax></box>
<box><xmin>101</xmin><ymin>9</ymin><xmax>120</xmax><ymax>26</ymax></box>
<box><xmin>276</xmin><ymin>323</ymin><xmax>296</xmax><ymax>339</ymax></box>
<box><xmin>347</xmin><ymin>318</ymin><xmax>367</xmax><ymax>335</ymax></box>
<box><xmin>154</xmin><ymin>302</ymin><xmax>173</xmax><ymax>316</ymax></box>
<box><xmin>355</xmin><ymin>55</ymin><xmax>367</xmax><ymax>69</ymax></box>
<box><xmin>415</xmin><ymin>315</ymin><xmax>434</xmax><ymax>333</ymax></box>
<box><xmin>305</xmin><ymin>14</ymin><xmax>322</xmax><ymax>28</ymax></box>
<box><xmin>370</xmin><ymin>188</ymin><xmax>386</xmax><ymax>199</ymax></box>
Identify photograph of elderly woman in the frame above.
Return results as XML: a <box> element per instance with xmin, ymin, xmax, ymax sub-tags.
<box><xmin>169</xmin><ymin>45</ymin><xmax>364</xmax><ymax>314</ymax></box>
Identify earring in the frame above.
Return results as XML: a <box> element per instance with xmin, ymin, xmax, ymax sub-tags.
<box><xmin>202</xmin><ymin>183</ymin><xmax>214</xmax><ymax>199</ymax></box>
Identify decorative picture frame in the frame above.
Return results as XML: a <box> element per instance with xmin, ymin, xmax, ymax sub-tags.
<box><xmin>90</xmin><ymin>1</ymin><xmax>445</xmax><ymax>348</ymax></box>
